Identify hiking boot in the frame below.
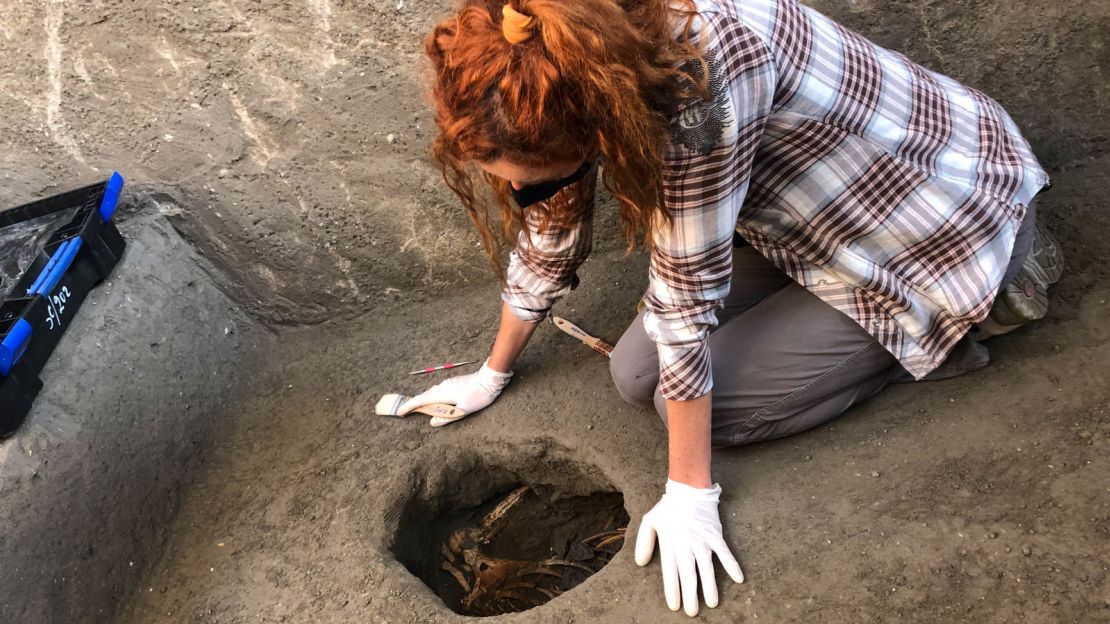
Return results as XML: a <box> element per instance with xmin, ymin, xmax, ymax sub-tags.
<box><xmin>974</xmin><ymin>221</ymin><xmax>1064</xmax><ymax>339</ymax></box>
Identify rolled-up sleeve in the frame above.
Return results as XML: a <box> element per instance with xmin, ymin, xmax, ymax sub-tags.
<box><xmin>642</xmin><ymin>17</ymin><xmax>777</xmax><ymax>400</ymax></box>
<box><xmin>502</xmin><ymin>167</ymin><xmax>597</xmax><ymax>322</ymax></box>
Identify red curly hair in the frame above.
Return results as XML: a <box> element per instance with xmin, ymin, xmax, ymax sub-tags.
<box><xmin>426</xmin><ymin>0</ymin><xmax>706</xmax><ymax>275</ymax></box>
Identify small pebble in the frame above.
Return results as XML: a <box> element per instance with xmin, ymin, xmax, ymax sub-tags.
<box><xmin>1078</xmin><ymin>431</ymin><xmax>1092</xmax><ymax>439</ymax></box>
<box><xmin>803</xmin><ymin>455</ymin><xmax>811</xmax><ymax>462</ymax></box>
<box><xmin>870</xmin><ymin>471</ymin><xmax>880</xmax><ymax>478</ymax></box>
<box><xmin>1022</xmin><ymin>545</ymin><xmax>1032</xmax><ymax>556</ymax></box>
<box><xmin>989</xmin><ymin>531</ymin><xmax>998</xmax><ymax>539</ymax></box>
<box><xmin>386</xmin><ymin>133</ymin><xmax>396</xmax><ymax>144</ymax></box>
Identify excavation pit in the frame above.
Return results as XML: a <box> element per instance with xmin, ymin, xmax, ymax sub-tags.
<box><xmin>391</xmin><ymin>455</ymin><xmax>629</xmax><ymax>617</ymax></box>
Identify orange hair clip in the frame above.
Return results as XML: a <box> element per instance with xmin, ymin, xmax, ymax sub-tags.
<box><xmin>502</xmin><ymin>4</ymin><xmax>536</xmax><ymax>44</ymax></box>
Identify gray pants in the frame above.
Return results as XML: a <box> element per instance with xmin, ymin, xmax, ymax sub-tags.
<box><xmin>609</xmin><ymin>202</ymin><xmax>1037</xmax><ymax>448</ymax></box>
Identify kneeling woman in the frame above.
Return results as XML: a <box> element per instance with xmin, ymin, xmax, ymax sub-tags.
<box><xmin>402</xmin><ymin>0</ymin><xmax>1059</xmax><ymax>616</ymax></box>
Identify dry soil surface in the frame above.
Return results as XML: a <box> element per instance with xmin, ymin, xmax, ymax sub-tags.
<box><xmin>0</xmin><ymin>0</ymin><xmax>1107</xmax><ymax>623</ymax></box>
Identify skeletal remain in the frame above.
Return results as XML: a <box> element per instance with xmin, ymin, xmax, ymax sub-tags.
<box><xmin>439</xmin><ymin>486</ymin><xmax>627</xmax><ymax>614</ymax></box>
<box><xmin>477</xmin><ymin>486</ymin><xmax>530</xmax><ymax>541</ymax></box>
<box><xmin>583</xmin><ymin>528</ymin><xmax>625</xmax><ymax>545</ymax></box>
<box><xmin>440</xmin><ymin>560</ymin><xmax>470</xmax><ymax>593</ymax></box>
<box><xmin>594</xmin><ymin>528</ymin><xmax>630</xmax><ymax>544</ymax></box>
<box><xmin>584</xmin><ymin>528</ymin><xmax>627</xmax><ymax>551</ymax></box>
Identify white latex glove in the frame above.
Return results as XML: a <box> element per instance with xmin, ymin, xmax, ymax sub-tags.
<box><xmin>399</xmin><ymin>359</ymin><xmax>513</xmax><ymax>426</ymax></box>
<box><xmin>635</xmin><ymin>479</ymin><xmax>745</xmax><ymax>617</ymax></box>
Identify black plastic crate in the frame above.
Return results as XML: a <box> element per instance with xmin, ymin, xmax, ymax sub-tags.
<box><xmin>0</xmin><ymin>173</ymin><xmax>126</xmax><ymax>435</ymax></box>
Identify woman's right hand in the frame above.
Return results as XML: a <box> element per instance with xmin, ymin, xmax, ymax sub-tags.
<box><xmin>400</xmin><ymin>359</ymin><xmax>513</xmax><ymax>426</ymax></box>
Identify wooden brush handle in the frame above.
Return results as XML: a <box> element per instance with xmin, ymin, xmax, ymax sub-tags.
<box><xmin>552</xmin><ymin>316</ymin><xmax>614</xmax><ymax>359</ymax></box>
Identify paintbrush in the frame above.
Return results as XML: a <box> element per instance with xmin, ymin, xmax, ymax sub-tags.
<box><xmin>551</xmin><ymin>316</ymin><xmax>614</xmax><ymax>358</ymax></box>
<box><xmin>375</xmin><ymin>394</ymin><xmax>467</xmax><ymax>427</ymax></box>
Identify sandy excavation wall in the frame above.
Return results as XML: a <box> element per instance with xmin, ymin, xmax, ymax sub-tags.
<box><xmin>1</xmin><ymin>0</ymin><xmax>483</xmax><ymax>325</ymax></box>
<box><xmin>0</xmin><ymin>0</ymin><xmax>1105</xmax><ymax>326</ymax></box>
<box><xmin>0</xmin><ymin>193</ymin><xmax>272</xmax><ymax>623</ymax></box>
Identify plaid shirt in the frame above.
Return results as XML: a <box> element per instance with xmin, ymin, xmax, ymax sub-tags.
<box><xmin>502</xmin><ymin>0</ymin><xmax>1049</xmax><ymax>400</ymax></box>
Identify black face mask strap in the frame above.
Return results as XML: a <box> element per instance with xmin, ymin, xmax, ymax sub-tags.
<box><xmin>509</xmin><ymin>160</ymin><xmax>594</xmax><ymax>208</ymax></box>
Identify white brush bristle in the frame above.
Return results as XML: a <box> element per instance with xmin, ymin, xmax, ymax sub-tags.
<box><xmin>375</xmin><ymin>393</ymin><xmax>410</xmax><ymax>416</ymax></box>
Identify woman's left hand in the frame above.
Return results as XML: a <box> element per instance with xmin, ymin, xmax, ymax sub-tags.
<box><xmin>634</xmin><ymin>479</ymin><xmax>745</xmax><ymax>617</ymax></box>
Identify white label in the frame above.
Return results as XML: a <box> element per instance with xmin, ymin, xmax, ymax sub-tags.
<box><xmin>44</xmin><ymin>285</ymin><xmax>71</xmax><ymax>331</ymax></box>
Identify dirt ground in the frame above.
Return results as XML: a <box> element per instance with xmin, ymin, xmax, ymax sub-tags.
<box><xmin>0</xmin><ymin>0</ymin><xmax>1107</xmax><ymax>622</ymax></box>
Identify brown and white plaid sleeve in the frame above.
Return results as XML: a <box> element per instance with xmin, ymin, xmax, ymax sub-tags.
<box><xmin>642</xmin><ymin>10</ymin><xmax>778</xmax><ymax>400</ymax></box>
<box><xmin>501</xmin><ymin>170</ymin><xmax>598</xmax><ymax>322</ymax></box>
